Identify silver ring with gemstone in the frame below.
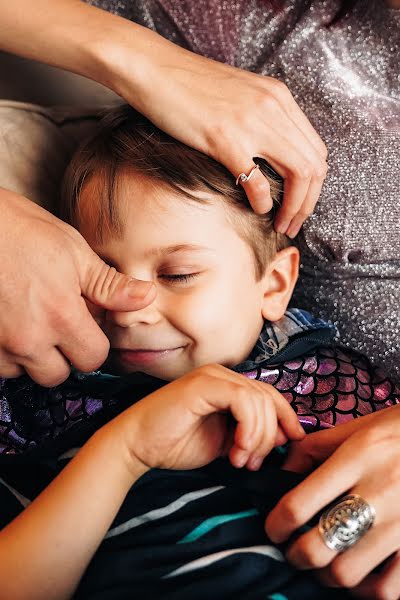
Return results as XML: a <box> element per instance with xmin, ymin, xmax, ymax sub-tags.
<box><xmin>235</xmin><ymin>163</ymin><xmax>260</xmax><ymax>186</ymax></box>
<box><xmin>318</xmin><ymin>494</ymin><xmax>376</xmax><ymax>552</ymax></box>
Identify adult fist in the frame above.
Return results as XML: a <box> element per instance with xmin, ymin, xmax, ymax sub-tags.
<box><xmin>0</xmin><ymin>189</ymin><xmax>155</xmax><ymax>386</ymax></box>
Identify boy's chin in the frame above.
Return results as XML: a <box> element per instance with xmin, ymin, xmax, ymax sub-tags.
<box><xmin>102</xmin><ymin>356</ymin><xmax>185</xmax><ymax>382</ymax></box>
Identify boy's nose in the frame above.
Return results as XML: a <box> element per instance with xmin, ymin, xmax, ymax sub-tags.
<box><xmin>106</xmin><ymin>302</ymin><xmax>162</xmax><ymax>328</ymax></box>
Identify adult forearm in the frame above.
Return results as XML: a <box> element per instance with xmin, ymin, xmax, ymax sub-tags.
<box><xmin>0</xmin><ymin>0</ymin><xmax>166</xmax><ymax>98</ymax></box>
<box><xmin>0</xmin><ymin>425</ymin><xmax>147</xmax><ymax>600</ymax></box>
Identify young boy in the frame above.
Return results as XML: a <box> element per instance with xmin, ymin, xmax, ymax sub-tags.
<box><xmin>0</xmin><ymin>105</ymin><xmax>398</xmax><ymax>599</ymax></box>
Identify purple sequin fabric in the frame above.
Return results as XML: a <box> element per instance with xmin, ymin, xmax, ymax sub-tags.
<box><xmin>87</xmin><ymin>0</ymin><xmax>400</xmax><ymax>379</ymax></box>
<box><xmin>0</xmin><ymin>345</ymin><xmax>398</xmax><ymax>455</ymax></box>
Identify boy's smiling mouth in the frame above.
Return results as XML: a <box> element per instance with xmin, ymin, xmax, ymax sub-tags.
<box><xmin>114</xmin><ymin>347</ymin><xmax>185</xmax><ymax>367</ymax></box>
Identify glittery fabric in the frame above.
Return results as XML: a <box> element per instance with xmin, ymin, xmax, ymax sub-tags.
<box><xmin>87</xmin><ymin>0</ymin><xmax>400</xmax><ymax>380</ymax></box>
<box><xmin>0</xmin><ymin>345</ymin><xmax>398</xmax><ymax>455</ymax></box>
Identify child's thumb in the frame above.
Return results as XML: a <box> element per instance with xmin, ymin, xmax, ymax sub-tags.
<box><xmin>80</xmin><ymin>248</ymin><xmax>156</xmax><ymax>311</ymax></box>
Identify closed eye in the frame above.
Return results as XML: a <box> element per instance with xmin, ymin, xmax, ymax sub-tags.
<box><xmin>159</xmin><ymin>273</ymin><xmax>200</xmax><ymax>284</ymax></box>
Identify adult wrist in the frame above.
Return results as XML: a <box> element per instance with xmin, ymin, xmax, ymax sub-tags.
<box><xmin>90</xmin><ymin>17</ymin><xmax>177</xmax><ymax>112</ymax></box>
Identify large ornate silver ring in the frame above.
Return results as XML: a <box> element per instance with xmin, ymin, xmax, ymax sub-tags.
<box><xmin>235</xmin><ymin>163</ymin><xmax>260</xmax><ymax>185</ymax></box>
<box><xmin>318</xmin><ymin>494</ymin><xmax>376</xmax><ymax>552</ymax></box>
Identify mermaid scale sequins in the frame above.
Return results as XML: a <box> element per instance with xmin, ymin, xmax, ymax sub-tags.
<box><xmin>257</xmin><ymin>346</ymin><xmax>400</xmax><ymax>429</ymax></box>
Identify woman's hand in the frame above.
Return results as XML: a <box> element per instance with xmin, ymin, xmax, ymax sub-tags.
<box><xmin>0</xmin><ymin>1</ymin><xmax>327</xmax><ymax>231</ymax></box>
<box><xmin>0</xmin><ymin>189</ymin><xmax>155</xmax><ymax>386</ymax></box>
<box><xmin>109</xmin><ymin>28</ymin><xmax>328</xmax><ymax>233</ymax></box>
<box><xmin>112</xmin><ymin>363</ymin><xmax>305</xmax><ymax>473</ymax></box>
<box><xmin>265</xmin><ymin>405</ymin><xmax>400</xmax><ymax>600</ymax></box>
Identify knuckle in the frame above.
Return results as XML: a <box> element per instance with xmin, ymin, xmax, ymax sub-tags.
<box><xmin>47</xmin><ymin>303</ymin><xmax>76</xmax><ymax>331</ymax></box>
<box><xmin>0</xmin><ymin>360</ymin><xmax>24</xmax><ymax>379</ymax></box>
<box><xmin>328</xmin><ymin>559</ymin><xmax>360</xmax><ymax>588</ymax></box>
<box><xmin>356</xmin><ymin>423</ymin><xmax>395</xmax><ymax>451</ymax></box>
<box><xmin>94</xmin><ymin>265</ymin><xmax>120</xmax><ymax>301</ymax></box>
<box><xmin>73</xmin><ymin>349</ymin><xmax>107</xmax><ymax>374</ymax></box>
<box><xmin>374</xmin><ymin>582</ymin><xmax>399</xmax><ymax>600</ymax></box>
<box><xmin>315</xmin><ymin>159</ymin><xmax>328</xmax><ymax>179</ymax></box>
<box><xmin>297</xmin><ymin>208</ymin><xmax>313</xmax><ymax>219</ymax></box>
<box><xmin>280</xmin><ymin>208</ymin><xmax>297</xmax><ymax>221</ymax></box>
<box><xmin>260</xmin><ymin>92</ymin><xmax>280</xmax><ymax>112</ymax></box>
<box><xmin>321</xmin><ymin>142</ymin><xmax>329</xmax><ymax>160</ymax></box>
<box><xmin>294</xmin><ymin>539</ymin><xmax>327</xmax><ymax>569</ymax></box>
<box><xmin>270</xmin><ymin>78</ymin><xmax>289</xmax><ymax>96</ymax></box>
<box><xmin>276</xmin><ymin>495</ymin><xmax>305</xmax><ymax>529</ymax></box>
<box><xmin>38</xmin><ymin>368</ymin><xmax>71</xmax><ymax>389</ymax></box>
<box><xmin>203</xmin><ymin>122</ymin><xmax>231</xmax><ymax>159</ymax></box>
<box><xmin>233</xmin><ymin>382</ymin><xmax>249</xmax><ymax>400</ymax></box>
<box><xmin>291</xmin><ymin>163</ymin><xmax>312</xmax><ymax>180</ymax></box>
<box><xmin>5</xmin><ymin>334</ymin><xmax>37</xmax><ymax>360</ymax></box>
<box><xmin>189</xmin><ymin>363</ymin><xmax>222</xmax><ymax>386</ymax></box>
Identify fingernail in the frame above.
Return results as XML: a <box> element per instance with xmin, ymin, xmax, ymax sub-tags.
<box><xmin>286</xmin><ymin>224</ymin><xmax>302</xmax><ymax>239</ymax></box>
<box><xmin>128</xmin><ymin>279</ymin><xmax>154</xmax><ymax>298</ymax></box>
<box><xmin>248</xmin><ymin>456</ymin><xmax>263</xmax><ymax>471</ymax></box>
<box><xmin>298</xmin><ymin>423</ymin><xmax>305</xmax><ymax>436</ymax></box>
<box><xmin>234</xmin><ymin>451</ymin><xmax>248</xmax><ymax>468</ymax></box>
<box><xmin>275</xmin><ymin>219</ymin><xmax>290</xmax><ymax>234</ymax></box>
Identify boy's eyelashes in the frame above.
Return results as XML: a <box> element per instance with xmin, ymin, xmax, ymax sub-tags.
<box><xmin>158</xmin><ymin>272</ymin><xmax>200</xmax><ymax>284</ymax></box>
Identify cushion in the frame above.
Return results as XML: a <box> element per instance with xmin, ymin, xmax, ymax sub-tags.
<box><xmin>0</xmin><ymin>100</ymin><xmax>103</xmax><ymax>212</ymax></box>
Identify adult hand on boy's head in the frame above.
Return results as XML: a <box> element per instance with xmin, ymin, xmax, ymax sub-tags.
<box><xmin>114</xmin><ymin>34</ymin><xmax>327</xmax><ymax>231</ymax></box>
<box><xmin>0</xmin><ymin>190</ymin><xmax>155</xmax><ymax>387</ymax></box>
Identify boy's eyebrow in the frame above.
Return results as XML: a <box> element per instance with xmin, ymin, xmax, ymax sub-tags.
<box><xmin>145</xmin><ymin>244</ymin><xmax>215</xmax><ymax>257</ymax></box>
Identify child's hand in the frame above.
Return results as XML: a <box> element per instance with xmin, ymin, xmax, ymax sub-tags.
<box><xmin>111</xmin><ymin>363</ymin><xmax>305</xmax><ymax>474</ymax></box>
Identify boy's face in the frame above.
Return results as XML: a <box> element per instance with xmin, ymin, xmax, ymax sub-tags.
<box><xmin>79</xmin><ymin>172</ymin><xmax>295</xmax><ymax>381</ymax></box>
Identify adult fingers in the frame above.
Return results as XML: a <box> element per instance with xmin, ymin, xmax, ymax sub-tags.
<box><xmin>313</xmin><ymin>524</ymin><xmax>400</xmax><ymax>590</ymax></box>
<box><xmin>269</xmin><ymin>78</ymin><xmax>327</xmax><ymax>160</ymax></box>
<box><xmin>80</xmin><ymin>246</ymin><xmax>156</xmax><ymax>311</ymax></box>
<box><xmin>284</xmin><ymin>173</ymin><xmax>326</xmax><ymax>238</ymax></box>
<box><xmin>219</xmin><ymin>99</ymin><xmax>325</xmax><ymax>218</ymax></box>
<box><xmin>263</xmin><ymin>80</ymin><xmax>327</xmax><ymax>233</ymax></box>
<box><xmin>23</xmin><ymin>348</ymin><xmax>73</xmax><ymax>388</ymax></box>
<box><xmin>232</xmin><ymin>159</ymin><xmax>273</xmax><ymax>214</ymax></box>
<box><xmin>351</xmin><ymin>551</ymin><xmax>400</xmax><ymax>600</ymax></box>
<box><xmin>54</xmin><ymin>297</ymin><xmax>112</xmax><ymax>374</ymax></box>
<box><xmin>265</xmin><ymin>437</ymin><xmax>364</xmax><ymax>543</ymax></box>
<box><xmin>0</xmin><ymin>353</ymin><xmax>24</xmax><ymax>379</ymax></box>
<box><xmin>263</xmin><ymin>138</ymin><xmax>326</xmax><ymax>236</ymax></box>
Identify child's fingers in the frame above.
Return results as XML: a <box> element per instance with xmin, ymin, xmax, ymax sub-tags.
<box><xmin>247</xmin><ymin>389</ymin><xmax>279</xmax><ymax>468</ymax></box>
<box><xmin>241</xmin><ymin>382</ymin><xmax>302</xmax><ymax>471</ymax></box>
<box><xmin>275</xmin><ymin>426</ymin><xmax>289</xmax><ymax>447</ymax></box>
<box><xmin>228</xmin><ymin>383</ymin><xmax>272</xmax><ymax>467</ymax></box>
<box><xmin>270</xmin><ymin>387</ymin><xmax>305</xmax><ymax>441</ymax></box>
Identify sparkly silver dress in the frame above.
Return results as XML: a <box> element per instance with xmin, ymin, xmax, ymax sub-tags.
<box><xmin>90</xmin><ymin>0</ymin><xmax>400</xmax><ymax>379</ymax></box>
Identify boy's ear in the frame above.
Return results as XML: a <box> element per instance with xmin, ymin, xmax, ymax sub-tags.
<box><xmin>260</xmin><ymin>246</ymin><xmax>299</xmax><ymax>322</ymax></box>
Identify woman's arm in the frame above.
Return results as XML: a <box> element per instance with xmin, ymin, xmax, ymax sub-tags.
<box><xmin>0</xmin><ymin>0</ymin><xmax>327</xmax><ymax>223</ymax></box>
